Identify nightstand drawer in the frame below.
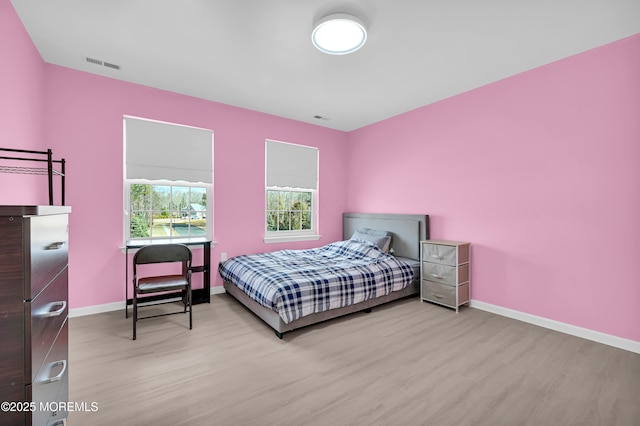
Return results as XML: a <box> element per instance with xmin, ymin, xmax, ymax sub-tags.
<box><xmin>422</xmin><ymin>262</ymin><xmax>469</xmax><ymax>286</ymax></box>
<box><xmin>422</xmin><ymin>243</ymin><xmax>457</xmax><ymax>266</ymax></box>
<box><xmin>422</xmin><ymin>280</ymin><xmax>470</xmax><ymax>307</ymax></box>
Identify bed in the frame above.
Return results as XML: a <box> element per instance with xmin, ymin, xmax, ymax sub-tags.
<box><xmin>220</xmin><ymin>212</ymin><xmax>429</xmax><ymax>338</ymax></box>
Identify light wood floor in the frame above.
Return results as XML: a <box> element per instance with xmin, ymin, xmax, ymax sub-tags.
<box><xmin>68</xmin><ymin>294</ymin><xmax>640</xmax><ymax>426</ymax></box>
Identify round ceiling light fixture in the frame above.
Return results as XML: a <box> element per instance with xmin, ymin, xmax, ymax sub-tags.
<box><xmin>311</xmin><ymin>13</ymin><xmax>367</xmax><ymax>55</ymax></box>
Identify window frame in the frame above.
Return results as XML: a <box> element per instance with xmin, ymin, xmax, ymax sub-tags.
<box><xmin>123</xmin><ymin>115</ymin><xmax>213</xmax><ymax>245</ymax></box>
<box><xmin>264</xmin><ymin>139</ymin><xmax>320</xmax><ymax>244</ymax></box>
<box><xmin>264</xmin><ymin>186</ymin><xmax>319</xmax><ymax>244</ymax></box>
<box><xmin>124</xmin><ymin>179</ymin><xmax>213</xmax><ymax>242</ymax></box>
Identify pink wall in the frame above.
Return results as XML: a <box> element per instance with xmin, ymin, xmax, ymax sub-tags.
<box><xmin>0</xmin><ymin>0</ymin><xmax>48</xmax><ymax>203</ymax></box>
<box><xmin>346</xmin><ymin>34</ymin><xmax>640</xmax><ymax>342</ymax></box>
<box><xmin>41</xmin><ymin>66</ymin><xmax>348</xmax><ymax>308</ymax></box>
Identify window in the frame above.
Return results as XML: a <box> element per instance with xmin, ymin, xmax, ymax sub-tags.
<box><xmin>124</xmin><ymin>116</ymin><xmax>213</xmax><ymax>241</ymax></box>
<box><xmin>265</xmin><ymin>140</ymin><xmax>319</xmax><ymax>243</ymax></box>
<box><xmin>128</xmin><ymin>183</ymin><xmax>208</xmax><ymax>239</ymax></box>
<box><xmin>266</xmin><ymin>189</ymin><xmax>313</xmax><ymax>232</ymax></box>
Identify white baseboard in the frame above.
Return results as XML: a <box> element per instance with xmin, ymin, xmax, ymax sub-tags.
<box><xmin>70</xmin><ymin>292</ymin><xmax>638</xmax><ymax>354</ymax></box>
<box><xmin>69</xmin><ymin>301</ymin><xmax>123</xmax><ymax>318</ymax></box>
<box><xmin>470</xmin><ymin>300</ymin><xmax>640</xmax><ymax>355</ymax></box>
<box><xmin>210</xmin><ymin>286</ymin><xmax>226</xmax><ymax>295</ymax></box>
<box><xmin>69</xmin><ymin>286</ymin><xmax>227</xmax><ymax>318</ymax></box>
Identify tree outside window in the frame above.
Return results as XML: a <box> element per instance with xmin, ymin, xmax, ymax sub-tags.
<box><xmin>266</xmin><ymin>189</ymin><xmax>312</xmax><ymax>232</ymax></box>
<box><xmin>129</xmin><ymin>183</ymin><xmax>207</xmax><ymax>239</ymax></box>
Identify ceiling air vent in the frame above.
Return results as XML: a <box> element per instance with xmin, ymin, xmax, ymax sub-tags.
<box><xmin>85</xmin><ymin>56</ymin><xmax>103</xmax><ymax>66</ymax></box>
<box><xmin>83</xmin><ymin>55</ymin><xmax>121</xmax><ymax>71</ymax></box>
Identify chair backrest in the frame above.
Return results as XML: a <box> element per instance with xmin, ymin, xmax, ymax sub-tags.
<box><xmin>133</xmin><ymin>244</ymin><xmax>192</xmax><ymax>268</ymax></box>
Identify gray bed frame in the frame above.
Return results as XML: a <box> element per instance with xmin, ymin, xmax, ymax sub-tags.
<box><xmin>223</xmin><ymin>212</ymin><xmax>430</xmax><ymax>338</ymax></box>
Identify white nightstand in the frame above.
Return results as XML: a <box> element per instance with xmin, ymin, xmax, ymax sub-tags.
<box><xmin>420</xmin><ymin>240</ymin><xmax>471</xmax><ymax>312</ymax></box>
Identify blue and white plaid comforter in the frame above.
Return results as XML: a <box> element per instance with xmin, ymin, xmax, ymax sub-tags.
<box><xmin>218</xmin><ymin>239</ymin><xmax>414</xmax><ymax>324</ymax></box>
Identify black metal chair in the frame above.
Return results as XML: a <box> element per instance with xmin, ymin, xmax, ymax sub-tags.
<box><xmin>132</xmin><ymin>244</ymin><xmax>193</xmax><ymax>340</ymax></box>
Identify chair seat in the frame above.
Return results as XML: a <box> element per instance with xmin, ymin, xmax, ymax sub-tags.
<box><xmin>138</xmin><ymin>274</ymin><xmax>188</xmax><ymax>293</ymax></box>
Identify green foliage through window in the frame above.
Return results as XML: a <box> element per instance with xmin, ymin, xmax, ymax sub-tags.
<box><xmin>130</xmin><ymin>213</ymin><xmax>150</xmax><ymax>238</ymax></box>
<box><xmin>129</xmin><ymin>183</ymin><xmax>208</xmax><ymax>239</ymax></box>
<box><xmin>266</xmin><ymin>189</ymin><xmax>312</xmax><ymax>232</ymax></box>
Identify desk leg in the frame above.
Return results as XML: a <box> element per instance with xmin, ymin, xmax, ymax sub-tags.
<box><xmin>204</xmin><ymin>242</ymin><xmax>211</xmax><ymax>303</ymax></box>
<box><xmin>125</xmin><ymin>247</ymin><xmax>129</xmax><ymax>318</ymax></box>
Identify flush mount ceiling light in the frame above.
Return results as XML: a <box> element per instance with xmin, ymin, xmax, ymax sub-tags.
<box><xmin>312</xmin><ymin>13</ymin><xmax>367</xmax><ymax>55</ymax></box>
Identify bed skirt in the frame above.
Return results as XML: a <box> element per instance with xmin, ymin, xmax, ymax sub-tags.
<box><xmin>223</xmin><ymin>278</ymin><xmax>419</xmax><ymax>338</ymax></box>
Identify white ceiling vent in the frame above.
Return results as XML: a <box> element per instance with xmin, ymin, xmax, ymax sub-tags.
<box><xmin>103</xmin><ymin>62</ymin><xmax>120</xmax><ymax>70</ymax></box>
<box><xmin>83</xmin><ymin>55</ymin><xmax>121</xmax><ymax>71</ymax></box>
<box><xmin>85</xmin><ymin>56</ymin><xmax>102</xmax><ymax>66</ymax></box>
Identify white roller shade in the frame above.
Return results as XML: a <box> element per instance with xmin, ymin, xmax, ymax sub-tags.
<box><xmin>266</xmin><ymin>140</ymin><xmax>318</xmax><ymax>190</ymax></box>
<box><xmin>125</xmin><ymin>116</ymin><xmax>213</xmax><ymax>183</ymax></box>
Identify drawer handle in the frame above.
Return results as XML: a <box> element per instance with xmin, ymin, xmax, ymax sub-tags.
<box><xmin>46</xmin><ymin>241</ymin><xmax>66</xmax><ymax>250</ymax></box>
<box><xmin>38</xmin><ymin>301</ymin><xmax>67</xmax><ymax>318</ymax></box>
<box><xmin>39</xmin><ymin>360</ymin><xmax>67</xmax><ymax>384</ymax></box>
<box><xmin>431</xmin><ymin>273</ymin><xmax>447</xmax><ymax>280</ymax></box>
<box><xmin>432</xmin><ymin>293</ymin><xmax>445</xmax><ymax>299</ymax></box>
<box><xmin>430</xmin><ymin>254</ymin><xmax>444</xmax><ymax>260</ymax></box>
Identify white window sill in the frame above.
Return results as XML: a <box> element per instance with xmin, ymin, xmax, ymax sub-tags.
<box><xmin>263</xmin><ymin>234</ymin><xmax>321</xmax><ymax>244</ymax></box>
<box><xmin>119</xmin><ymin>239</ymin><xmax>217</xmax><ymax>254</ymax></box>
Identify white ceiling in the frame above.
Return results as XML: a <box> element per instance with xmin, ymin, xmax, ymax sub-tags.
<box><xmin>11</xmin><ymin>0</ymin><xmax>640</xmax><ymax>131</ymax></box>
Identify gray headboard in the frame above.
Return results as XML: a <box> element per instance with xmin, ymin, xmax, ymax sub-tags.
<box><xmin>342</xmin><ymin>213</ymin><xmax>430</xmax><ymax>260</ymax></box>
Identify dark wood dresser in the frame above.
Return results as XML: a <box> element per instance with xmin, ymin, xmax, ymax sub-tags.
<box><xmin>0</xmin><ymin>205</ymin><xmax>71</xmax><ymax>426</ymax></box>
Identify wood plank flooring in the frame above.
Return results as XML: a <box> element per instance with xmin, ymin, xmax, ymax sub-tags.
<box><xmin>68</xmin><ymin>294</ymin><xmax>640</xmax><ymax>426</ymax></box>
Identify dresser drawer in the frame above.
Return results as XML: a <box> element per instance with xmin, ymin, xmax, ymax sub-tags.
<box><xmin>422</xmin><ymin>262</ymin><xmax>469</xmax><ymax>287</ymax></box>
<box><xmin>47</xmin><ymin>369</ymin><xmax>69</xmax><ymax>426</ymax></box>
<box><xmin>26</xmin><ymin>266</ymin><xmax>68</xmax><ymax>383</ymax></box>
<box><xmin>422</xmin><ymin>280</ymin><xmax>470</xmax><ymax>307</ymax></box>
<box><xmin>25</xmin><ymin>214</ymin><xmax>69</xmax><ymax>300</ymax></box>
<box><xmin>422</xmin><ymin>243</ymin><xmax>458</xmax><ymax>266</ymax></box>
<box><xmin>30</xmin><ymin>319</ymin><xmax>68</xmax><ymax>426</ymax></box>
